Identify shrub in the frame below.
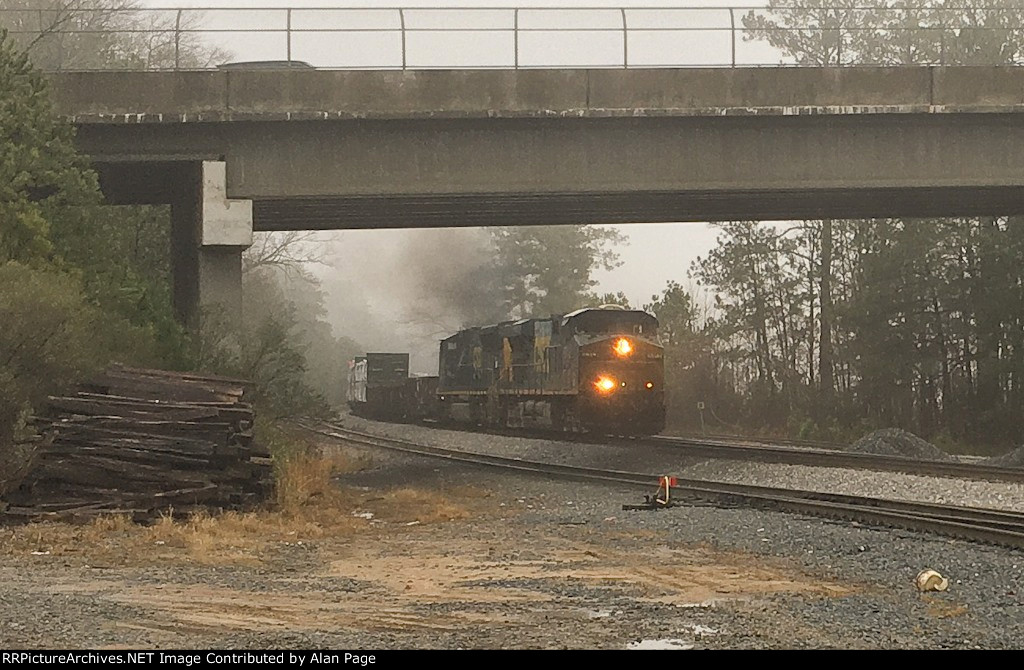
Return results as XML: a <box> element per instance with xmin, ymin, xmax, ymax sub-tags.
<box><xmin>0</xmin><ymin>262</ymin><xmax>157</xmax><ymax>495</ymax></box>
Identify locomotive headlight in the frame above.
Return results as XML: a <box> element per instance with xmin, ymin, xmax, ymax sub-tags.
<box><xmin>645</xmin><ymin>381</ymin><xmax>654</xmax><ymax>389</ymax></box>
<box><xmin>613</xmin><ymin>338</ymin><xmax>633</xmax><ymax>357</ymax></box>
<box><xmin>594</xmin><ymin>376</ymin><xmax>617</xmax><ymax>393</ymax></box>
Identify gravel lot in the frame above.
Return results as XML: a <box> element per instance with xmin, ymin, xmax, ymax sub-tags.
<box><xmin>1</xmin><ymin>417</ymin><xmax>1022</xmax><ymax>649</ymax></box>
<box><xmin>344</xmin><ymin>441</ymin><xmax>1024</xmax><ymax>649</ymax></box>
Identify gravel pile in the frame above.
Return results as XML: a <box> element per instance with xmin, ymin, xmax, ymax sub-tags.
<box><xmin>848</xmin><ymin>428</ymin><xmax>953</xmax><ymax>462</ymax></box>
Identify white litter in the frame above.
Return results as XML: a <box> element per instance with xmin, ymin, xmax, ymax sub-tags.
<box><xmin>915</xmin><ymin>569</ymin><xmax>950</xmax><ymax>592</ymax></box>
<box><xmin>627</xmin><ymin>639</ymin><xmax>694</xmax><ymax>650</ymax></box>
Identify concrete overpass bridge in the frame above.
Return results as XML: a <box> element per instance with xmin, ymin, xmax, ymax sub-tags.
<box><xmin>49</xmin><ymin>67</ymin><xmax>1024</xmax><ymax>322</ymax></box>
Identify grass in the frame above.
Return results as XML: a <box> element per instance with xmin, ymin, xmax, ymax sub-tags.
<box><xmin>0</xmin><ymin>419</ymin><xmax>471</xmax><ymax>567</ymax></box>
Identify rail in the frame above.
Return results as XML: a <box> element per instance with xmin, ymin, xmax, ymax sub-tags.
<box><xmin>7</xmin><ymin>5</ymin><xmax>1024</xmax><ymax>70</ymax></box>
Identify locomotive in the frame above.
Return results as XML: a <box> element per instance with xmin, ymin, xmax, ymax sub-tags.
<box><xmin>347</xmin><ymin>307</ymin><xmax>666</xmax><ymax>435</ymax></box>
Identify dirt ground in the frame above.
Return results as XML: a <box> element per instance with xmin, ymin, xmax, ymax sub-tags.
<box><xmin>8</xmin><ymin>526</ymin><xmax>843</xmax><ymax>646</ymax></box>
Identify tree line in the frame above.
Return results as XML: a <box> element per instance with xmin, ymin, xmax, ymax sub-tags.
<box><xmin>744</xmin><ymin>0</ymin><xmax>1024</xmax><ymax>66</ymax></box>
<box><xmin>644</xmin><ymin>220</ymin><xmax>1024</xmax><ymax>451</ymax></box>
<box><xmin>1</xmin><ymin>0</ymin><xmax>226</xmax><ymax>70</ymax></box>
<box><xmin>0</xmin><ymin>25</ymin><xmax>347</xmax><ymax>493</ymax></box>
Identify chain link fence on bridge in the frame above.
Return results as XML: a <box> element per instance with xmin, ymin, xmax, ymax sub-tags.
<box><xmin>4</xmin><ymin>4</ymin><xmax>1024</xmax><ymax>70</ymax></box>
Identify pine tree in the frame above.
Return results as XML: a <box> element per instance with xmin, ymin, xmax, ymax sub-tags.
<box><xmin>491</xmin><ymin>225</ymin><xmax>627</xmax><ymax>318</ymax></box>
<box><xmin>0</xmin><ymin>29</ymin><xmax>99</xmax><ymax>265</ymax></box>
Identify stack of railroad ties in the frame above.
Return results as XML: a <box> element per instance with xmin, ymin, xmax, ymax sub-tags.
<box><xmin>1</xmin><ymin>365</ymin><xmax>273</xmax><ymax>522</ymax></box>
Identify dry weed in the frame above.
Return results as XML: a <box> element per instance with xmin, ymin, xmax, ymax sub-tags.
<box><xmin>0</xmin><ymin>467</ymin><xmax>476</xmax><ymax>568</ymax></box>
<box><xmin>361</xmin><ymin>487</ymin><xmax>474</xmax><ymax>524</ymax></box>
<box><xmin>0</xmin><ymin>422</ymin><xmax>479</xmax><ymax>567</ymax></box>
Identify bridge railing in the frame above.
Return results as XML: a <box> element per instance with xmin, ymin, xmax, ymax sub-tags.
<box><xmin>4</xmin><ymin>5</ymin><xmax>1024</xmax><ymax>71</ymax></box>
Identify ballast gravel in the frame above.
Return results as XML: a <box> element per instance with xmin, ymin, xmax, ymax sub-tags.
<box><xmin>337</xmin><ymin>414</ymin><xmax>1024</xmax><ymax>511</ymax></box>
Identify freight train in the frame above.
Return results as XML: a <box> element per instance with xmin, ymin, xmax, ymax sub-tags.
<box><xmin>347</xmin><ymin>307</ymin><xmax>666</xmax><ymax>435</ymax></box>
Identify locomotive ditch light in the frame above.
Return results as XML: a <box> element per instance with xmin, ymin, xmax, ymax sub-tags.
<box><xmin>613</xmin><ymin>338</ymin><xmax>633</xmax><ymax>357</ymax></box>
<box><xmin>645</xmin><ymin>381</ymin><xmax>654</xmax><ymax>389</ymax></box>
<box><xmin>595</xmin><ymin>376</ymin><xmax>617</xmax><ymax>393</ymax></box>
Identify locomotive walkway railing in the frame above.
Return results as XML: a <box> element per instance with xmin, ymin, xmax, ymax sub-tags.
<box><xmin>5</xmin><ymin>5</ymin><xmax>1024</xmax><ymax>70</ymax></box>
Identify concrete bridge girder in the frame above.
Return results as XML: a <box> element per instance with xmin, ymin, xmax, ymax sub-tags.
<box><xmin>84</xmin><ymin>112</ymin><xmax>1024</xmax><ymax>229</ymax></box>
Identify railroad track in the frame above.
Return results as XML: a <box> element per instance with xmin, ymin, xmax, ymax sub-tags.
<box><xmin>371</xmin><ymin>419</ymin><xmax>1024</xmax><ymax>483</ymax></box>
<box><xmin>299</xmin><ymin>419</ymin><xmax>1024</xmax><ymax>550</ymax></box>
<box><xmin>662</xmin><ymin>432</ymin><xmax>848</xmax><ymax>451</ymax></box>
<box><xmin>638</xmin><ymin>434</ymin><xmax>1024</xmax><ymax>484</ymax></box>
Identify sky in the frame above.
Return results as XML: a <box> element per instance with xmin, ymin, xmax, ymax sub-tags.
<box><xmin>134</xmin><ymin>1</ymin><xmax>780</xmax><ymax>68</ymax></box>
<box><xmin>592</xmin><ymin>222</ymin><xmax>720</xmax><ymax>305</ymax></box>
<box><xmin>142</xmin><ymin>1</ymin><xmax>762</xmax><ymax>8</ymax></box>
<box><xmin>312</xmin><ymin>221</ymin><xmax>720</xmax><ymax>311</ymax></box>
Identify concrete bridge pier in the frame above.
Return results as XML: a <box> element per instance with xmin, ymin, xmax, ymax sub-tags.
<box><xmin>170</xmin><ymin>161</ymin><xmax>253</xmax><ymax>330</ymax></box>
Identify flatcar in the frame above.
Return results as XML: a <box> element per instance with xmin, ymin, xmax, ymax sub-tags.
<box><xmin>437</xmin><ymin>307</ymin><xmax>665</xmax><ymax>435</ymax></box>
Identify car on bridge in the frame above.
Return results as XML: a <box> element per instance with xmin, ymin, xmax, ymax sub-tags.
<box><xmin>216</xmin><ymin>60</ymin><xmax>315</xmax><ymax>70</ymax></box>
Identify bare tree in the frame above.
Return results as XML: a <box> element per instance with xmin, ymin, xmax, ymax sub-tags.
<box><xmin>1</xmin><ymin>0</ymin><xmax>230</xmax><ymax>70</ymax></box>
<box><xmin>242</xmin><ymin>231</ymin><xmax>331</xmax><ymax>280</ymax></box>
